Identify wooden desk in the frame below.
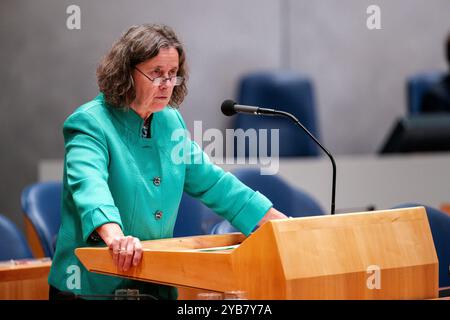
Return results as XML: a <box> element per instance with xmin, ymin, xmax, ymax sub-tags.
<box><xmin>0</xmin><ymin>258</ymin><xmax>51</xmax><ymax>300</ymax></box>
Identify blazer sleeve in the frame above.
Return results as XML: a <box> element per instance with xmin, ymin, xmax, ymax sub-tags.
<box><xmin>174</xmin><ymin>111</ymin><xmax>273</xmax><ymax>236</ymax></box>
<box><xmin>63</xmin><ymin>111</ymin><xmax>124</xmax><ymax>243</ymax></box>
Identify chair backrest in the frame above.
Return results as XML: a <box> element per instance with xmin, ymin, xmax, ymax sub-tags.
<box><xmin>391</xmin><ymin>203</ymin><xmax>450</xmax><ymax>288</ymax></box>
<box><xmin>21</xmin><ymin>181</ymin><xmax>62</xmax><ymax>258</ymax></box>
<box><xmin>0</xmin><ymin>214</ymin><xmax>33</xmax><ymax>261</ymax></box>
<box><xmin>234</xmin><ymin>70</ymin><xmax>320</xmax><ymax>157</ymax></box>
<box><xmin>232</xmin><ymin>168</ymin><xmax>324</xmax><ymax>216</ymax></box>
<box><xmin>407</xmin><ymin>71</ymin><xmax>445</xmax><ymax>115</ymax></box>
<box><xmin>174</xmin><ymin>193</ymin><xmax>223</xmax><ymax>237</ymax></box>
<box><xmin>210</xmin><ymin>168</ymin><xmax>324</xmax><ymax>234</ymax></box>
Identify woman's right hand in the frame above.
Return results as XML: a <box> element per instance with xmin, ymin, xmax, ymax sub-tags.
<box><xmin>96</xmin><ymin>223</ymin><xmax>143</xmax><ymax>272</ymax></box>
<box><xmin>109</xmin><ymin>235</ymin><xmax>143</xmax><ymax>272</ymax></box>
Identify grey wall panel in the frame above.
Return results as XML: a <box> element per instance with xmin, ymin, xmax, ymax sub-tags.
<box><xmin>288</xmin><ymin>0</ymin><xmax>450</xmax><ymax>154</ymax></box>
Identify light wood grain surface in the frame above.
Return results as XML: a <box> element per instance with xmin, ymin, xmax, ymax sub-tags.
<box><xmin>76</xmin><ymin>207</ymin><xmax>438</xmax><ymax>299</ymax></box>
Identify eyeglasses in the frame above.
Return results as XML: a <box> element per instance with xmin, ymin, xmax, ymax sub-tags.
<box><xmin>135</xmin><ymin>67</ymin><xmax>184</xmax><ymax>86</ymax></box>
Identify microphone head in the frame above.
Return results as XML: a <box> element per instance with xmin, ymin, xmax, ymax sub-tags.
<box><xmin>221</xmin><ymin>99</ymin><xmax>237</xmax><ymax>116</ymax></box>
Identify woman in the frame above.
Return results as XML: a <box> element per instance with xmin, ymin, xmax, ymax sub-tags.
<box><xmin>48</xmin><ymin>24</ymin><xmax>286</xmax><ymax>300</ymax></box>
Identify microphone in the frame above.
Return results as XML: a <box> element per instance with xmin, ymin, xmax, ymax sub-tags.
<box><xmin>221</xmin><ymin>99</ymin><xmax>277</xmax><ymax>116</ymax></box>
<box><xmin>221</xmin><ymin>99</ymin><xmax>337</xmax><ymax>215</ymax></box>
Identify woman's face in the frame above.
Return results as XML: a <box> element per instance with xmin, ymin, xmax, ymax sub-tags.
<box><xmin>132</xmin><ymin>47</ymin><xmax>179</xmax><ymax>113</ymax></box>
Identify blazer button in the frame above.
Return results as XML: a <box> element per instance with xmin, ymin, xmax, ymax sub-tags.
<box><xmin>153</xmin><ymin>177</ymin><xmax>161</xmax><ymax>186</ymax></box>
<box><xmin>155</xmin><ymin>210</ymin><xmax>163</xmax><ymax>220</ymax></box>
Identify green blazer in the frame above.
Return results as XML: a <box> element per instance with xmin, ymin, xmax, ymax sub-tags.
<box><xmin>48</xmin><ymin>94</ymin><xmax>273</xmax><ymax>299</ymax></box>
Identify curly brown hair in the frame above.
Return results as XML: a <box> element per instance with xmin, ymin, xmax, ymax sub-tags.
<box><xmin>97</xmin><ymin>24</ymin><xmax>188</xmax><ymax>108</ymax></box>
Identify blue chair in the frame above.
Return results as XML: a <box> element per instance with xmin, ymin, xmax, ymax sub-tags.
<box><xmin>407</xmin><ymin>71</ymin><xmax>446</xmax><ymax>115</ymax></box>
<box><xmin>391</xmin><ymin>203</ymin><xmax>450</xmax><ymax>288</ymax></box>
<box><xmin>174</xmin><ymin>193</ymin><xmax>223</xmax><ymax>237</ymax></box>
<box><xmin>234</xmin><ymin>70</ymin><xmax>320</xmax><ymax>157</ymax></box>
<box><xmin>21</xmin><ymin>181</ymin><xmax>62</xmax><ymax>258</ymax></box>
<box><xmin>0</xmin><ymin>214</ymin><xmax>33</xmax><ymax>261</ymax></box>
<box><xmin>210</xmin><ymin>168</ymin><xmax>324</xmax><ymax>234</ymax></box>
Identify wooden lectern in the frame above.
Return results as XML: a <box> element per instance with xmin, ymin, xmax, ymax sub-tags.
<box><xmin>76</xmin><ymin>207</ymin><xmax>438</xmax><ymax>299</ymax></box>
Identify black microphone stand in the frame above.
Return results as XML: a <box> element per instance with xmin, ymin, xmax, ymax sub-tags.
<box><xmin>259</xmin><ymin>109</ymin><xmax>336</xmax><ymax>215</ymax></box>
